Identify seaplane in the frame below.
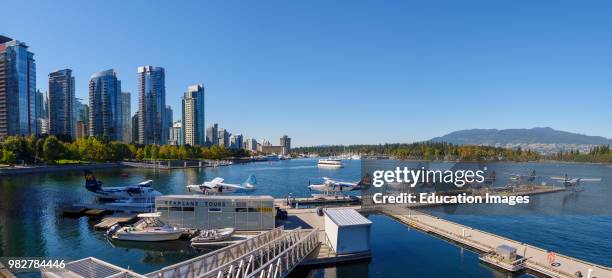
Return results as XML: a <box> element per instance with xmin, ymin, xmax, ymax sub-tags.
<box><xmin>186</xmin><ymin>175</ymin><xmax>257</xmax><ymax>194</ymax></box>
<box><xmin>509</xmin><ymin>170</ymin><xmax>538</xmax><ymax>183</ymax></box>
<box><xmin>551</xmin><ymin>174</ymin><xmax>601</xmax><ymax>187</ymax></box>
<box><xmin>308</xmin><ymin>177</ymin><xmax>362</xmax><ymax>194</ymax></box>
<box><xmin>84</xmin><ymin>170</ymin><xmax>162</xmax><ymax>201</ymax></box>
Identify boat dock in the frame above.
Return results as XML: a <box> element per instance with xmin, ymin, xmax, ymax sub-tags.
<box><xmin>71</xmin><ymin>202</ymin><xmax>153</xmax><ymax>213</ymax></box>
<box><xmin>380</xmin><ymin>205</ymin><xmax>612</xmax><ymax>278</ymax></box>
<box><xmin>93</xmin><ymin>214</ymin><xmax>138</xmax><ymax>230</ymax></box>
<box><xmin>277</xmin><ymin>206</ymin><xmax>372</xmax><ymax>267</ymax></box>
<box><xmin>275</xmin><ymin>195</ymin><xmax>361</xmax><ymax>209</ymax></box>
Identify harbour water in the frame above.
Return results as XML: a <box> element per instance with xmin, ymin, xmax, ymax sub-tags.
<box><xmin>0</xmin><ymin>159</ymin><xmax>610</xmax><ymax>277</ymax></box>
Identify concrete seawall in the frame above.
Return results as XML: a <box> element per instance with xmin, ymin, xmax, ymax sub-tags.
<box><xmin>0</xmin><ymin>163</ymin><xmax>123</xmax><ymax>176</ymax></box>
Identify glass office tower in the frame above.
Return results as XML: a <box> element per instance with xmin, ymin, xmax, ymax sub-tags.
<box><xmin>89</xmin><ymin>69</ymin><xmax>122</xmax><ymax>141</ymax></box>
<box><xmin>0</xmin><ymin>36</ymin><xmax>37</xmax><ymax>140</ymax></box>
<box><xmin>48</xmin><ymin>69</ymin><xmax>75</xmax><ymax>138</ymax></box>
<box><xmin>137</xmin><ymin>66</ymin><xmax>166</xmax><ymax>145</ymax></box>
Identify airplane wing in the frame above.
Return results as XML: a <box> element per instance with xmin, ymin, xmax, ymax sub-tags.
<box><xmin>580</xmin><ymin>178</ymin><xmax>602</xmax><ymax>182</ymax></box>
<box><xmin>322</xmin><ymin>177</ymin><xmax>332</xmax><ymax>181</ymax></box>
<box><xmin>218</xmin><ymin>183</ymin><xmax>246</xmax><ymax>189</ymax></box>
<box><xmin>210</xmin><ymin>177</ymin><xmax>225</xmax><ymax>185</ymax></box>
<box><xmin>550</xmin><ymin>176</ymin><xmax>567</xmax><ymax>180</ymax></box>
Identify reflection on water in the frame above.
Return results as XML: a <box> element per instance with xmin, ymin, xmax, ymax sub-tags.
<box><xmin>0</xmin><ymin>159</ymin><xmax>611</xmax><ymax>277</ymax></box>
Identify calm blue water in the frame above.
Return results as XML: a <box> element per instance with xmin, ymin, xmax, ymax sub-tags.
<box><xmin>0</xmin><ymin>159</ymin><xmax>610</xmax><ymax>277</ymax></box>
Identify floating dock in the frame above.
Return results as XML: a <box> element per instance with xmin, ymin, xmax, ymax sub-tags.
<box><xmin>72</xmin><ymin>202</ymin><xmax>153</xmax><ymax>213</ymax></box>
<box><xmin>275</xmin><ymin>195</ymin><xmax>361</xmax><ymax>209</ymax></box>
<box><xmin>277</xmin><ymin>206</ymin><xmax>372</xmax><ymax>268</ymax></box>
<box><xmin>93</xmin><ymin>214</ymin><xmax>137</xmax><ymax>230</ymax></box>
<box><xmin>380</xmin><ymin>206</ymin><xmax>612</xmax><ymax>278</ymax></box>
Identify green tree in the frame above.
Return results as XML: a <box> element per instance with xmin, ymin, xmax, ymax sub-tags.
<box><xmin>43</xmin><ymin>136</ymin><xmax>65</xmax><ymax>163</ymax></box>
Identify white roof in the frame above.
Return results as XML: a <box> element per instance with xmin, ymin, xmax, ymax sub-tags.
<box><xmin>157</xmin><ymin>195</ymin><xmax>273</xmax><ymax>201</ymax></box>
<box><xmin>324</xmin><ymin>208</ymin><xmax>372</xmax><ymax>227</ymax></box>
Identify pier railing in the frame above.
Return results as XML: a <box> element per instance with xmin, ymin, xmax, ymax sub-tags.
<box><xmin>246</xmin><ymin>229</ymin><xmax>320</xmax><ymax>278</ymax></box>
<box><xmin>381</xmin><ymin>205</ymin><xmax>612</xmax><ymax>278</ymax></box>
<box><xmin>41</xmin><ymin>257</ymin><xmax>148</xmax><ymax>278</ymax></box>
<box><xmin>198</xmin><ymin>229</ymin><xmax>319</xmax><ymax>278</ymax></box>
<box><xmin>146</xmin><ymin>227</ymin><xmax>284</xmax><ymax>278</ymax></box>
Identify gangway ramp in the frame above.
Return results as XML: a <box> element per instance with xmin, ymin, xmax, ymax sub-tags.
<box><xmin>146</xmin><ymin>227</ymin><xmax>320</xmax><ymax>278</ymax></box>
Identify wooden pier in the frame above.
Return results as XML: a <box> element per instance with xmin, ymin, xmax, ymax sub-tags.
<box><xmin>381</xmin><ymin>205</ymin><xmax>612</xmax><ymax>278</ymax></box>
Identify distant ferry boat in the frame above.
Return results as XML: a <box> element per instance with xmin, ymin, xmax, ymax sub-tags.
<box><xmin>318</xmin><ymin>158</ymin><xmax>343</xmax><ymax>168</ymax></box>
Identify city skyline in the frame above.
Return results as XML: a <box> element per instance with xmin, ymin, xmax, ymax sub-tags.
<box><xmin>2</xmin><ymin>1</ymin><xmax>612</xmax><ymax>146</ymax></box>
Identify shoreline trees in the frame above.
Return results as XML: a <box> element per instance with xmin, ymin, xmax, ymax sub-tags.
<box><xmin>0</xmin><ymin>135</ymin><xmax>251</xmax><ymax>165</ymax></box>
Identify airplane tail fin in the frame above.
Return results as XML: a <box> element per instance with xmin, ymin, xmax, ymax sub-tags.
<box><xmin>84</xmin><ymin>170</ymin><xmax>102</xmax><ymax>192</ymax></box>
<box><xmin>244</xmin><ymin>175</ymin><xmax>257</xmax><ymax>189</ymax></box>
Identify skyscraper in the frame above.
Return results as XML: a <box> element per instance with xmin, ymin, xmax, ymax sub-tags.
<box><xmin>218</xmin><ymin>128</ymin><xmax>229</xmax><ymax>148</ymax></box>
<box><xmin>182</xmin><ymin>84</ymin><xmax>205</xmax><ymax>146</ymax></box>
<box><xmin>169</xmin><ymin>120</ymin><xmax>183</xmax><ymax>146</ymax></box>
<box><xmin>74</xmin><ymin>99</ymin><xmax>88</xmax><ymax>138</ymax></box>
<box><xmin>245</xmin><ymin>138</ymin><xmax>258</xmax><ymax>152</ymax></box>
<box><xmin>35</xmin><ymin>89</ymin><xmax>47</xmax><ymax>135</ymax></box>
<box><xmin>131</xmin><ymin>113</ymin><xmax>139</xmax><ymax>143</ymax></box>
<box><xmin>89</xmin><ymin>69</ymin><xmax>122</xmax><ymax>140</ymax></box>
<box><xmin>206</xmin><ymin>123</ymin><xmax>218</xmax><ymax>146</ymax></box>
<box><xmin>165</xmin><ymin>105</ymin><xmax>173</xmax><ymax>142</ymax></box>
<box><xmin>280</xmin><ymin>135</ymin><xmax>291</xmax><ymax>155</ymax></box>
<box><xmin>230</xmin><ymin>133</ymin><xmax>243</xmax><ymax>150</ymax></box>
<box><xmin>0</xmin><ymin>36</ymin><xmax>36</xmax><ymax>140</ymax></box>
<box><xmin>137</xmin><ymin>66</ymin><xmax>166</xmax><ymax>145</ymax></box>
<box><xmin>48</xmin><ymin>69</ymin><xmax>75</xmax><ymax>138</ymax></box>
<box><xmin>121</xmin><ymin>92</ymin><xmax>131</xmax><ymax>143</ymax></box>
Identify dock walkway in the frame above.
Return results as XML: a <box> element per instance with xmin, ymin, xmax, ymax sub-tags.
<box><xmin>381</xmin><ymin>205</ymin><xmax>612</xmax><ymax>278</ymax></box>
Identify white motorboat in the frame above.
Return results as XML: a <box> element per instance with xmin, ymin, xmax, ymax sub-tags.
<box><xmin>318</xmin><ymin>158</ymin><xmax>343</xmax><ymax>168</ymax></box>
<box><xmin>190</xmin><ymin>228</ymin><xmax>235</xmax><ymax>244</ymax></box>
<box><xmin>109</xmin><ymin>213</ymin><xmax>183</xmax><ymax>242</ymax></box>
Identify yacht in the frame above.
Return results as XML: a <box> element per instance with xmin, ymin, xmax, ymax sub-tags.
<box><xmin>108</xmin><ymin>213</ymin><xmax>183</xmax><ymax>242</ymax></box>
<box><xmin>266</xmin><ymin>154</ymin><xmax>280</xmax><ymax>161</ymax></box>
<box><xmin>318</xmin><ymin>158</ymin><xmax>343</xmax><ymax>168</ymax></box>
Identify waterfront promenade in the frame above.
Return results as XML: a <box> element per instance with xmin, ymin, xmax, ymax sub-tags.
<box><xmin>0</xmin><ymin>163</ymin><xmax>122</xmax><ymax>176</ymax></box>
<box><xmin>381</xmin><ymin>205</ymin><xmax>612</xmax><ymax>278</ymax></box>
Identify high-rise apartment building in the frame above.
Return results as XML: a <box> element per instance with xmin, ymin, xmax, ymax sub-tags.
<box><xmin>280</xmin><ymin>135</ymin><xmax>291</xmax><ymax>155</ymax></box>
<box><xmin>48</xmin><ymin>69</ymin><xmax>75</xmax><ymax>138</ymax></box>
<box><xmin>165</xmin><ymin>105</ymin><xmax>173</xmax><ymax>142</ymax></box>
<box><xmin>89</xmin><ymin>69</ymin><xmax>122</xmax><ymax>140</ymax></box>
<box><xmin>75</xmin><ymin>99</ymin><xmax>88</xmax><ymax>138</ymax></box>
<box><xmin>0</xmin><ymin>36</ymin><xmax>37</xmax><ymax>140</ymax></box>
<box><xmin>35</xmin><ymin>89</ymin><xmax>47</xmax><ymax>135</ymax></box>
<box><xmin>137</xmin><ymin>66</ymin><xmax>166</xmax><ymax>145</ymax></box>
<box><xmin>230</xmin><ymin>133</ymin><xmax>243</xmax><ymax>150</ymax></box>
<box><xmin>206</xmin><ymin>123</ymin><xmax>218</xmax><ymax>146</ymax></box>
<box><xmin>131</xmin><ymin>113</ymin><xmax>139</xmax><ymax>143</ymax></box>
<box><xmin>121</xmin><ymin>92</ymin><xmax>131</xmax><ymax>143</ymax></box>
<box><xmin>245</xmin><ymin>138</ymin><xmax>258</xmax><ymax>152</ymax></box>
<box><xmin>218</xmin><ymin>128</ymin><xmax>229</xmax><ymax>148</ymax></box>
<box><xmin>182</xmin><ymin>84</ymin><xmax>205</xmax><ymax>146</ymax></box>
<box><xmin>169</xmin><ymin>120</ymin><xmax>183</xmax><ymax>146</ymax></box>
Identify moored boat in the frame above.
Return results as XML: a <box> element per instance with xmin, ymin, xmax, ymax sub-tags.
<box><xmin>108</xmin><ymin>213</ymin><xmax>183</xmax><ymax>242</ymax></box>
<box><xmin>190</xmin><ymin>228</ymin><xmax>235</xmax><ymax>244</ymax></box>
<box><xmin>318</xmin><ymin>158</ymin><xmax>343</xmax><ymax>168</ymax></box>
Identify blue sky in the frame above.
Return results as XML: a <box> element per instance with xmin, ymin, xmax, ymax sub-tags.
<box><xmin>2</xmin><ymin>0</ymin><xmax>612</xmax><ymax>146</ymax></box>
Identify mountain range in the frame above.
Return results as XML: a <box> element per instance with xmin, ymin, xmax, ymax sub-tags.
<box><xmin>430</xmin><ymin>127</ymin><xmax>612</xmax><ymax>146</ymax></box>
